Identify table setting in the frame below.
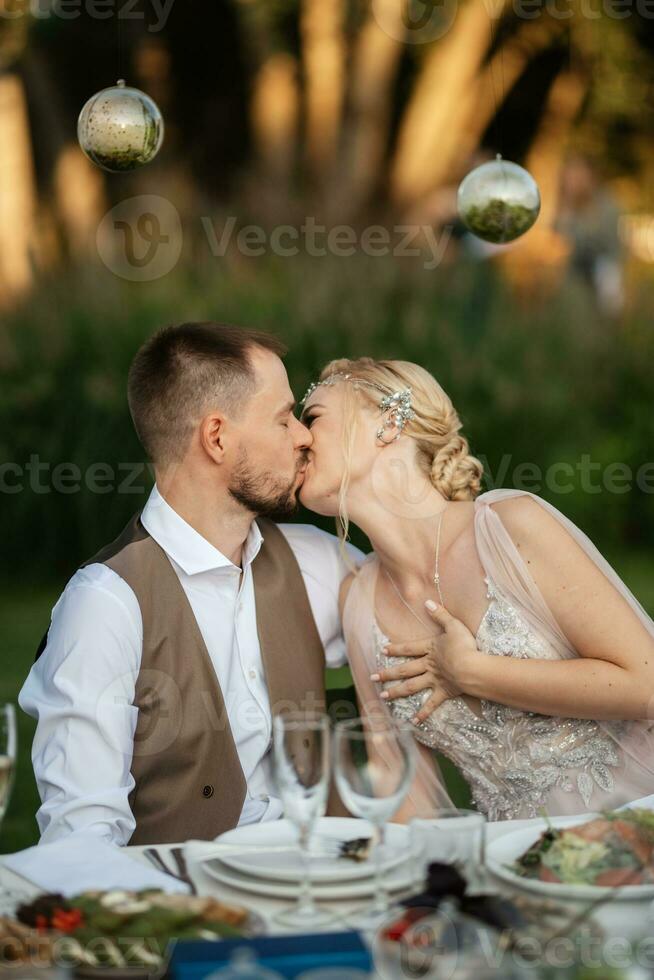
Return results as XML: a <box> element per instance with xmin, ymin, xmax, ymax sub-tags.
<box><xmin>2</xmin><ymin>704</ymin><xmax>654</xmax><ymax>979</ymax></box>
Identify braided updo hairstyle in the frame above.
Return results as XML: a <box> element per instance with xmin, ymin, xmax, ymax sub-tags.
<box><xmin>319</xmin><ymin>356</ymin><xmax>484</xmax><ymax>502</ymax></box>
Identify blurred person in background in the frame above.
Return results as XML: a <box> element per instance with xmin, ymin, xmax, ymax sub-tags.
<box><xmin>556</xmin><ymin>154</ymin><xmax>625</xmax><ymax>317</ymax></box>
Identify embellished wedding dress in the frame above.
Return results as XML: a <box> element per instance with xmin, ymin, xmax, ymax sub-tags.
<box><xmin>343</xmin><ymin>489</ymin><xmax>654</xmax><ymax>821</ymax></box>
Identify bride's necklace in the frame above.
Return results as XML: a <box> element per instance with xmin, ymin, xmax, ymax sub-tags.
<box><xmin>384</xmin><ymin>508</ymin><xmax>446</xmax><ymax>631</ymax></box>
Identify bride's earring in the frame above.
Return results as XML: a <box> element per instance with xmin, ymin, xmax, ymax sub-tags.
<box><xmin>376</xmin><ymin>418</ymin><xmax>400</xmax><ymax>444</ymax></box>
<box><xmin>376</xmin><ymin>389</ymin><xmax>415</xmax><ymax>444</ymax></box>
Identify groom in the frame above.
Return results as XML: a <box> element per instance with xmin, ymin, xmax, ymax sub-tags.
<box><xmin>20</xmin><ymin>322</ymin><xmax>362</xmax><ymax>846</ymax></box>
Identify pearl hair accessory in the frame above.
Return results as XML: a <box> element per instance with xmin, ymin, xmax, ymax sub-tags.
<box><xmin>300</xmin><ymin>372</ymin><xmax>415</xmax><ymax>443</ymax></box>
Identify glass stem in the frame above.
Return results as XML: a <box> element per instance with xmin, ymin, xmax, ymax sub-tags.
<box><xmin>297</xmin><ymin>824</ymin><xmax>316</xmax><ymax>917</ymax></box>
<box><xmin>474</xmin><ymin>827</ymin><xmax>487</xmax><ymax>894</ymax></box>
<box><xmin>372</xmin><ymin>822</ymin><xmax>389</xmax><ymax>915</ymax></box>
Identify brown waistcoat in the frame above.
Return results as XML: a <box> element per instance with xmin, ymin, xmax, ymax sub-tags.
<box><xmin>42</xmin><ymin>513</ymin><xmax>327</xmax><ymax>845</ymax></box>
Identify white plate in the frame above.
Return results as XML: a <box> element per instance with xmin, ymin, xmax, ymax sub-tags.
<box><xmin>214</xmin><ymin>817</ymin><xmax>410</xmax><ymax>884</ymax></box>
<box><xmin>202</xmin><ymin>852</ymin><xmax>414</xmax><ymax>900</ymax></box>
<box><xmin>487</xmin><ymin>813</ymin><xmax>654</xmax><ymax>901</ymax></box>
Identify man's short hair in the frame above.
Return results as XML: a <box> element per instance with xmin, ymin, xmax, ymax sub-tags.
<box><xmin>127</xmin><ymin>321</ymin><xmax>287</xmax><ymax>466</ymax></box>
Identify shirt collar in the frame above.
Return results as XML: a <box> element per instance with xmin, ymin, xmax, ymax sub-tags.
<box><xmin>140</xmin><ymin>484</ymin><xmax>264</xmax><ymax>575</ymax></box>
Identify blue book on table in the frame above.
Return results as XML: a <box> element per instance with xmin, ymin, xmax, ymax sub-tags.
<box><xmin>169</xmin><ymin>931</ymin><xmax>372</xmax><ymax>979</ymax></box>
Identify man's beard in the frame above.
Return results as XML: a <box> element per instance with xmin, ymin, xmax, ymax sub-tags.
<box><xmin>228</xmin><ymin>447</ymin><xmax>305</xmax><ymax>520</ymax></box>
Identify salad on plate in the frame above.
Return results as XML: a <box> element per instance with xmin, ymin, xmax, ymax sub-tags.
<box><xmin>515</xmin><ymin>808</ymin><xmax>654</xmax><ymax>887</ymax></box>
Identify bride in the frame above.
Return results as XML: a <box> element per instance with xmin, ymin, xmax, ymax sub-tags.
<box><xmin>298</xmin><ymin>356</ymin><xmax>654</xmax><ymax>822</ymax></box>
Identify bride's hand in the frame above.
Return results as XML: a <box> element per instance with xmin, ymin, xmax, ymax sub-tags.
<box><xmin>370</xmin><ymin>602</ymin><xmax>479</xmax><ymax>723</ymax></box>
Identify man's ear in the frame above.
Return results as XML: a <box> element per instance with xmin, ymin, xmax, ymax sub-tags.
<box><xmin>199</xmin><ymin>411</ymin><xmax>227</xmax><ymax>463</ymax></box>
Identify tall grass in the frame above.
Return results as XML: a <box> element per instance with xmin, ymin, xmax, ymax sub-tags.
<box><xmin>0</xmin><ymin>254</ymin><xmax>652</xmax><ymax>582</ymax></box>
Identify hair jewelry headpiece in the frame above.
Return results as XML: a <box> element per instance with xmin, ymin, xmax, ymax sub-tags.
<box><xmin>301</xmin><ymin>372</ymin><xmax>415</xmax><ymax>443</ymax></box>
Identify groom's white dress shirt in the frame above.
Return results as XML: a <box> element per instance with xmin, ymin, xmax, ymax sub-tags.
<box><xmin>19</xmin><ymin>486</ymin><xmax>363</xmax><ymax>846</ymax></box>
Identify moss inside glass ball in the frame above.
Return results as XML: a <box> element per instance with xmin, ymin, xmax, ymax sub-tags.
<box><xmin>462</xmin><ymin>198</ymin><xmax>537</xmax><ymax>244</ymax></box>
<box><xmin>89</xmin><ymin>149</ymin><xmax>144</xmax><ymax>172</ymax></box>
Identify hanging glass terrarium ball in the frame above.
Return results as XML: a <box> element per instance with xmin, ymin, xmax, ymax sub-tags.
<box><xmin>77</xmin><ymin>80</ymin><xmax>164</xmax><ymax>173</ymax></box>
<box><xmin>457</xmin><ymin>155</ymin><xmax>540</xmax><ymax>244</ymax></box>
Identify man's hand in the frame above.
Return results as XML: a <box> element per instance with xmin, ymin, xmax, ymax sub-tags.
<box><xmin>370</xmin><ymin>601</ymin><xmax>479</xmax><ymax>724</ymax></box>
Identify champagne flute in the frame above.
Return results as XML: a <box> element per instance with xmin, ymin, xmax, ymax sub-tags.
<box><xmin>272</xmin><ymin>711</ymin><xmax>336</xmax><ymax>930</ymax></box>
<box><xmin>0</xmin><ymin>704</ymin><xmax>19</xmax><ymax>915</ymax></box>
<box><xmin>334</xmin><ymin>716</ymin><xmax>416</xmax><ymax>930</ymax></box>
<box><xmin>0</xmin><ymin>704</ymin><xmax>16</xmax><ymax>833</ymax></box>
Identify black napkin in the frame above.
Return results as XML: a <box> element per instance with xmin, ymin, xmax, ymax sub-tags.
<box><xmin>401</xmin><ymin>862</ymin><xmax>526</xmax><ymax>932</ymax></box>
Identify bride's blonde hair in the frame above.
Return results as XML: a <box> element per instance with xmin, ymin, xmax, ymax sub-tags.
<box><xmin>317</xmin><ymin>357</ymin><xmax>484</xmax><ymax>542</ymax></box>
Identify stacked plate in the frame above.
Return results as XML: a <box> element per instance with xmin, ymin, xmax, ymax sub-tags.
<box><xmin>201</xmin><ymin>817</ymin><xmax>414</xmax><ymax>900</ymax></box>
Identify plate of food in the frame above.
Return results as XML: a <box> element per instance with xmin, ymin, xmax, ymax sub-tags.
<box><xmin>487</xmin><ymin>807</ymin><xmax>654</xmax><ymax>900</ymax></box>
<box><xmin>0</xmin><ymin>888</ymin><xmax>265</xmax><ymax>978</ymax></box>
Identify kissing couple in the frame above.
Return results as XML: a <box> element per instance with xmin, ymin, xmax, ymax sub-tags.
<box><xmin>20</xmin><ymin>321</ymin><xmax>654</xmax><ymax>846</ymax></box>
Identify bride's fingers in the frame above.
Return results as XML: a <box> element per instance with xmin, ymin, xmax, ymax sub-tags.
<box><xmin>383</xmin><ymin>640</ymin><xmax>430</xmax><ymax>658</ymax></box>
<box><xmin>411</xmin><ymin>689</ymin><xmax>448</xmax><ymax>723</ymax></box>
<box><xmin>370</xmin><ymin>658</ymin><xmax>426</xmax><ymax>683</ymax></box>
<box><xmin>379</xmin><ymin>675</ymin><xmax>430</xmax><ymax>701</ymax></box>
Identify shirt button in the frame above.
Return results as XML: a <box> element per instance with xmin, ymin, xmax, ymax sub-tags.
<box><xmin>202</xmin><ymin>784</ymin><xmax>214</xmax><ymax>798</ymax></box>
<box><xmin>249</xmin><ymin>668</ymin><xmax>257</xmax><ymax>679</ymax></box>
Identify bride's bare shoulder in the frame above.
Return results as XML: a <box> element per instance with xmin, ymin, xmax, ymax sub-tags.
<box><xmin>484</xmin><ymin>495</ymin><xmax>587</xmax><ymax>575</ymax></box>
<box><xmin>485</xmin><ymin>494</ymin><xmax>561</xmax><ymax>540</ymax></box>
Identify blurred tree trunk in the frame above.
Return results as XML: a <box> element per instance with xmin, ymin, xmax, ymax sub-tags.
<box><xmin>251</xmin><ymin>52</ymin><xmax>300</xmax><ymax>187</ymax></box>
<box><xmin>400</xmin><ymin>19</ymin><xmax>567</xmax><ymax>227</ymax></box>
<box><xmin>52</xmin><ymin>146</ymin><xmax>107</xmax><ymax>257</ymax></box>
<box><xmin>0</xmin><ymin>73</ymin><xmax>37</xmax><ymax>304</ymax></box>
<box><xmin>334</xmin><ymin>0</ymin><xmax>405</xmax><ymax>215</ymax></box>
<box><xmin>22</xmin><ymin>48</ymin><xmax>107</xmax><ymax>258</ymax></box>
<box><xmin>390</xmin><ymin>0</ymin><xmax>510</xmax><ymax>209</ymax></box>
<box><xmin>300</xmin><ymin>0</ymin><xmax>346</xmax><ymax>190</ymax></box>
<box><xmin>235</xmin><ymin>0</ymin><xmax>300</xmax><ymax>212</ymax></box>
<box><xmin>500</xmin><ymin>63</ymin><xmax>587</xmax><ymax>296</ymax></box>
<box><xmin>453</xmin><ymin>18</ymin><xmax>565</xmax><ymax>177</ymax></box>
<box><xmin>524</xmin><ymin>64</ymin><xmax>587</xmax><ymax>226</ymax></box>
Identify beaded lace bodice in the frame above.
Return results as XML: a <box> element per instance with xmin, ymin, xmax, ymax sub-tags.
<box><xmin>375</xmin><ymin>576</ymin><xmax>624</xmax><ymax>821</ymax></box>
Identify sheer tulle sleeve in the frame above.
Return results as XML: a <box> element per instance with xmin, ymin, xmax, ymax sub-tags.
<box><xmin>342</xmin><ymin>557</ymin><xmax>454</xmax><ymax>820</ymax></box>
<box><xmin>474</xmin><ymin>488</ymin><xmax>654</xmax><ymax>789</ymax></box>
